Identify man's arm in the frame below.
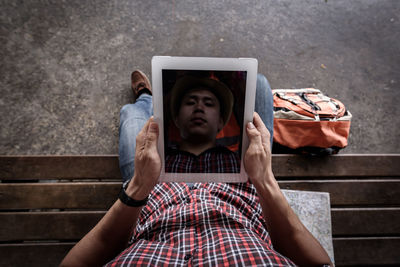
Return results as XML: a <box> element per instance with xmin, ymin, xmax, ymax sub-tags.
<box><xmin>244</xmin><ymin>112</ymin><xmax>333</xmax><ymax>266</ymax></box>
<box><xmin>61</xmin><ymin>118</ymin><xmax>161</xmax><ymax>267</ymax></box>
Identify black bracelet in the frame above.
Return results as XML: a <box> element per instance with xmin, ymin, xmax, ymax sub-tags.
<box><xmin>118</xmin><ymin>186</ymin><xmax>148</xmax><ymax>207</ymax></box>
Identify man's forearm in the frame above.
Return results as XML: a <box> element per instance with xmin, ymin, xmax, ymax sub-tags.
<box><xmin>60</xmin><ymin>200</ymin><xmax>142</xmax><ymax>267</ymax></box>
<box><xmin>61</xmin><ymin>118</ymin><xmax>162</xmax><ymax>266</ymax></box>
<box><xmin>254</xmin><ymin>172</ymin><xmax>333</xmax><ymax>266</ymax></box>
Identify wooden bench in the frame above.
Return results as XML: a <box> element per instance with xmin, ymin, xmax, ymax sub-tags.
<box><xmin>0</xmin><ymin>154</ymin><xmax>399</xmax><ymax>266</ymax></box>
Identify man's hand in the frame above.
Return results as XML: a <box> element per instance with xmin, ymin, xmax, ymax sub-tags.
<box><xmin>61</xmin><ymin>117</ymin><xmax>162</xmax><ymax>267</ymax></box>
<box><xmin>244</xmin><ymin>113</ymin><xmax>332</xmax><ymax>266</ymax></box>
<box><xmin>244</xmin><ymin>112</ymin><xmax>274</xmax><ymax>189</ymax></box>
<box><xmin>126</xmin><ymin>117</ymin><xmax>161</xmax><ymax>200</ymax></box>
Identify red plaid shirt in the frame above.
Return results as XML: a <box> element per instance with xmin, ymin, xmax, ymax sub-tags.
<box><xmin>165</xmin><ymin>146</ymin><xmax>241</xmax><ymax>173</ymax></box>
<box><xmin>106</xmin><ymin>149</ymin><xmax>295</xmax><ymax>266</ymax></box>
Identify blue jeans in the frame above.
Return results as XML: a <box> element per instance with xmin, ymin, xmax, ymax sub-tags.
<box><xmin>119</xmin><ymin>94</ymin><xmax>153</xmax><ymax>181</ymax></box>
<box><xmin>118</xmin><ymin>74</ymin><xmax>274</xmax><ymax>182</ymax></box>
<box><xmin>255</xmin><ymin>73</ymin><xmax>274</xmax><ymax>146</ymax></box>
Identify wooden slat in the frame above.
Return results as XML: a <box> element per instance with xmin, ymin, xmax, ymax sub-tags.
<box><xmin>0</xmin><ymin>243</ymin><xmax>74</xmax><ymax>267</ymax></box>
<box><xmin>272</xmin><ymin>154</ymin><xmax>400</xmax><ymax>177</ymax></box>
<box><xmin>333</xmin><ymin>237</ymin><xmax>400</xmax><ymax>265</ymax></box>
<box><xmin>1</xmin><ymin>180</ymin><xmax>399</xmax><ymax>210</ymax></box>
<box><xmin>1</xmin><ymin>154</ymin><xmax>399</xmax><ymax>180</ymax></box>
<box><xmin>2</xmin><ymin>208</ymin><xmax>398</xmax><ymax>241</ymax></box>
<box><xmin>2</xmin><ymin>208</ymin><xmax>395</xmax><ymax>242</ymax></box>
<box><xmin>2</xmin><ymin>208</ymin><xmax>399</xmax><ymax>242</ymax></box>
<box><xmin>0</xmin><ymin>182</ymin><xmax>120</xmax><ymax>209</ymax></box>
<box><xmin>0</xmin><ymin>211</ymin><xmax>105</xmax><ymax>241</ymax></box>
<box><xmin>1</xmin><ymin>238</ymin><xmax>399</xmax><ymax>266</ymax></box>
<box><xmin>279</xmin><ymin>180</ymin><xmax>400</xmax><ymax>206</ymax></box>
<box><xmin>331</xmin><ymin>208</ymin><xmax>400</xmax><ymax>236</ymax></box>
<box><xmin>0</xmin><ymin>155</ymin><xmax>120</xmax><ymax>180</ymax></box>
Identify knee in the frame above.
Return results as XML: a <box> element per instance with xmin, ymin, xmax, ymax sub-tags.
<box><xmin>257</xmin><ymin>73</ymin><xmax>267</xmax><ymax>83</ymax></box>
<box><xmin>120</xmin><ymin>104</ymin><xmax>145</xmax><ymax>124</ymax></box>
<box><xmin>256</xmin><ymin>73</ymin><xmax>273</xmax><ymax>101</ymax></box>
<box><xmin>120</xmin><ymin>103</ymin><xmax>153</xmax><ymax>126</ymax></box>
<box><xmin>257</xmin><ymin>73</ymin><xmax>272</xmax><ymax>92</ymax></box>
<box><xmin>120</xmin><ymin>104</ymin><xmax>134</xmax><ymax>121</ymax></box>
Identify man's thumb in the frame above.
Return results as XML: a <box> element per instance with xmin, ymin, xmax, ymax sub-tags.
<box><xmin>247</xmin><ymin>121</ymin><xmax>262</xmax><ymax>144</ymax></box>
<box><xmin>149</xmin><ymin>121</ymin><xmax>159</xmax><ymax>133</ymax></box>
<box><xmin>146</xmin><ymin>122</ymin><xmax>159</xmax><ymax>142</ymax></box>
<box><xmin>246</xmin><ymin>121</ymin><xmax>257</xmax><ymax>136</ymax></box>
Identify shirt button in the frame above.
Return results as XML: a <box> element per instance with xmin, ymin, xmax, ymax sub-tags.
<box><xmin>184</xmin><ymin>254</ymin><xmax>192</xmax><ymax>261</ymax></box>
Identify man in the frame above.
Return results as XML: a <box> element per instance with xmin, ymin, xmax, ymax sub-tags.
<box><xmin>61</xmin><ymin>70</ymin><xmax>332</xmax><ymax>266</ymax></box>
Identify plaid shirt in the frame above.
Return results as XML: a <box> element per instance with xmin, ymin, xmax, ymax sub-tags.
<box><xmin>106</xmin><ymin>149</ymin><xmax>295</xmax><ymax>266</ymax></box>
<box><xmin>165</xmin><ymin>146</ymin><xmax>241</xmax><ymax>173</ymax></box>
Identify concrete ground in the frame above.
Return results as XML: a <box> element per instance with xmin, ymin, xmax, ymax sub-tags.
<box><xmin>1</xmin><ymin>0</ymin><xmax>399</xmax><ymax>155</ymax></box>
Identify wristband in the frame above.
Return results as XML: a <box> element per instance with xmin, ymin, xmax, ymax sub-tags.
<box><xmin>118</xmin><ymin>184</ymin><xmax>148</xmax><ymax>207</ymax></box>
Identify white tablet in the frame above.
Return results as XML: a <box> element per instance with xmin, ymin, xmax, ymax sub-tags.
<box><xmin>151</xmin><ymin>56</ymin><xmax>258</xmax><ymax>183</ymax></box>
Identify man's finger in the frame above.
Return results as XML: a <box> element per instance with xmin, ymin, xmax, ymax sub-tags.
<box><xmin>246</xmin><ymin>120</ymin><xmax>263</xmax><ymax>149</ymax></box>
<box><xmin>136</xmin><ymin>118</ymin><xmax>152</xmax><ymax>148</ymax></box>
<box><xmin>144</xmin><ymin>117</ymin><xmax>159</xmax><ymax>150</ymax></box>
<box><xmin>253</xmin><ymin>112</ymin><xmax>268</xmax><ymax>133</ymax></box>
<box><xmin>253</xmin><ymin>112</ymin><xmax>271</xmax><ymax>149</ymax></box>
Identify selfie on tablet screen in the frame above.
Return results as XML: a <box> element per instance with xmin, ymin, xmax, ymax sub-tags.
<box><xmin>162</xmin><ymin>70</ymin><xmax>246</xmax><ymax>174</ymax></box>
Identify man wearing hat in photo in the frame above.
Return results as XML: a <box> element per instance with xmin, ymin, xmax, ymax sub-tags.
<box><xmin>165</xmin><ymin>75</ymin><xmax>240</xmax><ymax>173</ymax></box>
<box><xmin>61</xmin><ymin>70</ymin><xmax>332</xmax><ymax>266</ymax></box>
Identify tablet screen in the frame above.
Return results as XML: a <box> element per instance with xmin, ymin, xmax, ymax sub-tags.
<box><xmin>152</xmin><ymin>56</ymin><xmax>257</xmax><ymax>182</ymax></box>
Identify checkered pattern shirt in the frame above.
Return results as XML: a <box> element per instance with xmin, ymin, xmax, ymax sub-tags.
<box><xmin>106</xmin><ymin>149</ymin><xmax>295</xmax><ymax>266</ymax></box>
<box><xmin>165</xmin><ymin>146</ymin><xmax>241</xmax><ymax>173</ymax></box>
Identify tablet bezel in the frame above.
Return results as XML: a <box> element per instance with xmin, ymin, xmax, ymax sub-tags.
<box><xmin>151</xmin><ymin>56</ymin><xmax>258</xmax><ymax>182</ymax></box>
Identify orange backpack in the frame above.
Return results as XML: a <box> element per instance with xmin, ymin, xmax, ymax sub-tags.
<box><xmin>272</xmin><ymin>88</ymin><xmax>352</xmax><ymax>154</ymax></box>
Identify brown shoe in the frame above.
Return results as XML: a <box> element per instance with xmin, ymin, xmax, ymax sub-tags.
<box><xmin>131</xmin><ymin>70</ymin><xmax>152</xmax><ymax>98</ymax></box>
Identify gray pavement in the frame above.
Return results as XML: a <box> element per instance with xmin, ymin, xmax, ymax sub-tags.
<box><xmin>1</xmin><ymin>0</ymin><xmax>399</xmax><ymax>155</ymax></box>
